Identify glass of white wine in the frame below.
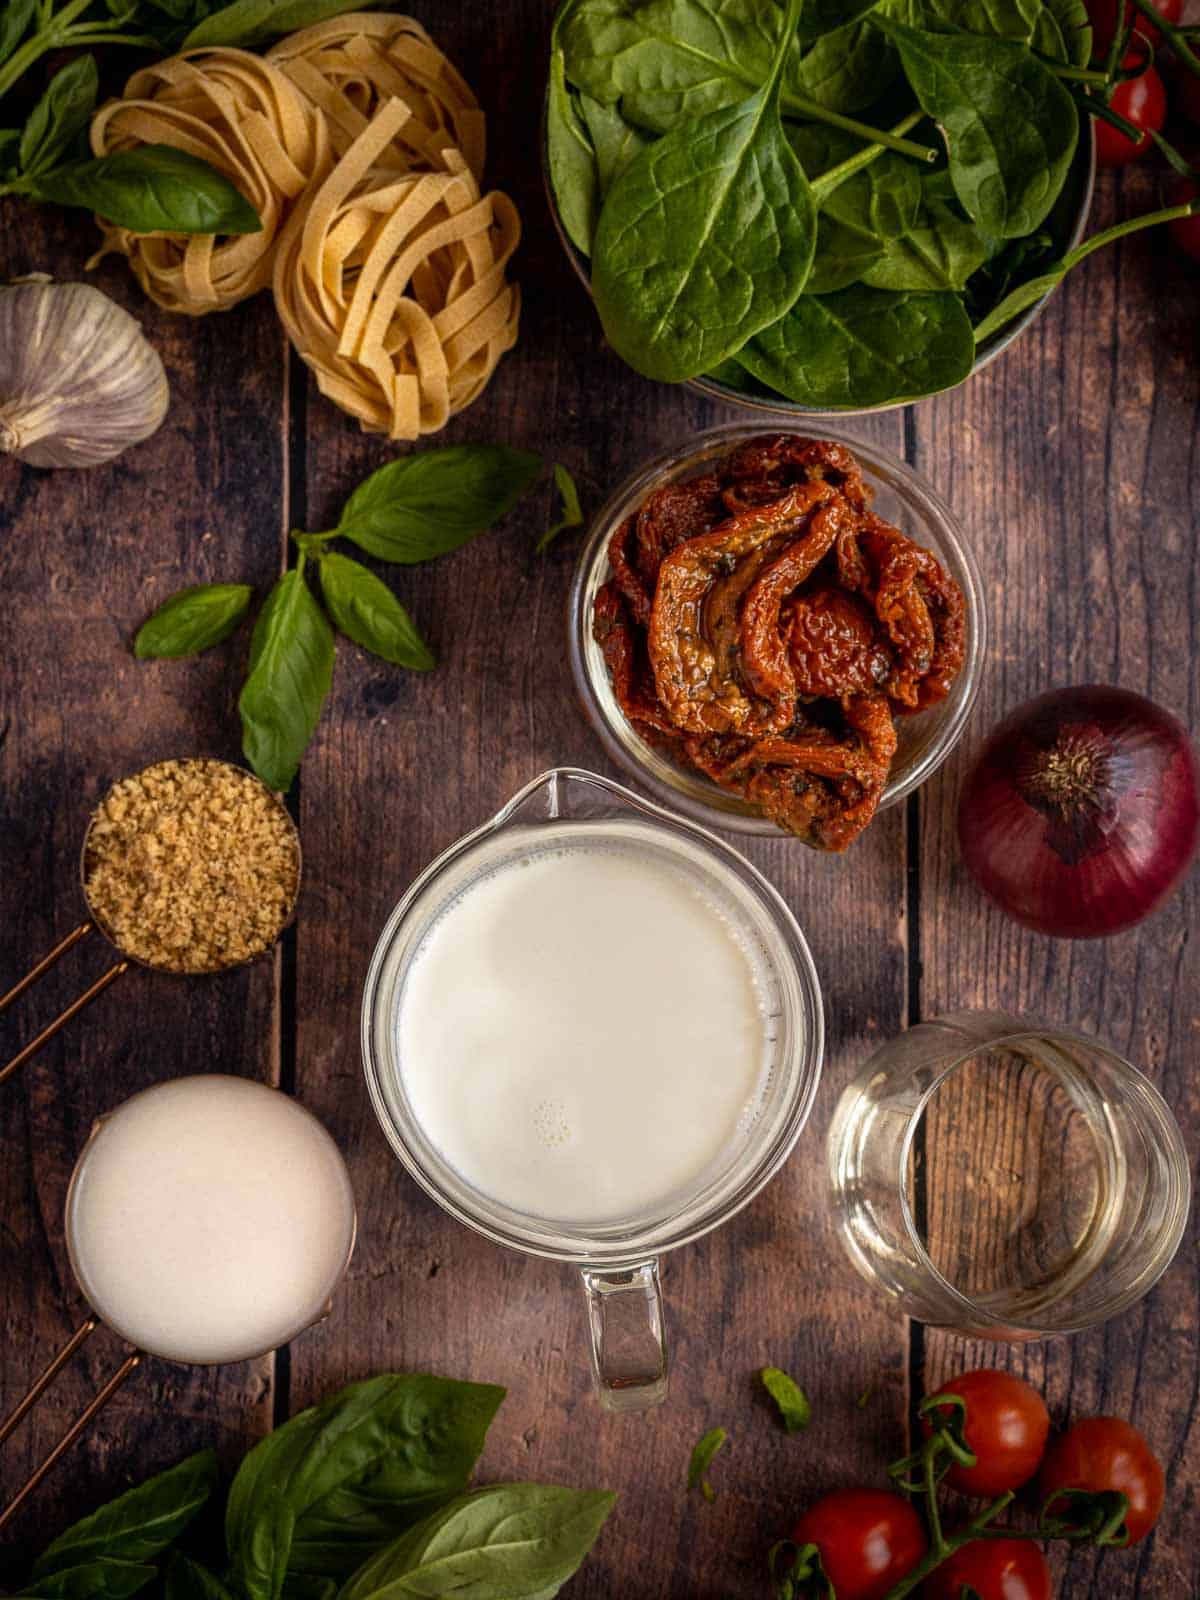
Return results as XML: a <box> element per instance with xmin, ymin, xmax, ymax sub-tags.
<box><xmin>827</xmin><ymin>1011</ymin><xmax>1190</xmax><ymax>1339</ymax></box>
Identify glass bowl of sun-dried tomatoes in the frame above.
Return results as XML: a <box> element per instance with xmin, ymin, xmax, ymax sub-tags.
<box><xmin>568</xmin><ymin>425</ymin><xmax>986</xmax><ymax>849</ymax></box>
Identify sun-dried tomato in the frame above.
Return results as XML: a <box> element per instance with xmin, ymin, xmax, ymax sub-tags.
<box><xmin>592</xmin><ymin>436</ymin><xmax>967</xmax><ymax>849</ymax></box>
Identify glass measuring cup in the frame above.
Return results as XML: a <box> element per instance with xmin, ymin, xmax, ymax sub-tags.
<box><xmin>361</xmin><ymin>768</ymin><xmax>824</xmax><ymax>1412</ymax></box>
<box><xmin>0</xmin><ymin>758</ymin><xmax>301</xmax><ymax>1085</ymax></box>
<box><xmin>0</xmin><ymin>1075</ymin><xmax>355</xmax><ymax>1529</ymax></box>
<box><xmin>827</xmin><ymin>1011</ymin><xmax>1191</xmax><ymax>1339</ymax></box>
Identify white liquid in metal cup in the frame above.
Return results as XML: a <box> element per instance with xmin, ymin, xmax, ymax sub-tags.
<box><xmin>394</xmin><ymin>835</ymin><xmax>776</xmax><ymax>1226</ymax></box>
<box><xmin>67</xmin><ymin>1075</ymin><xmax>356</xmax><ymax>1364</ymax></box>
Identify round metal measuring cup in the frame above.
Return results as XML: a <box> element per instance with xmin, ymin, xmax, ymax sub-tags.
<box><xmin>0</xmin><ymin>1074</ymin><xmax>356</xmax><ymax>1529</ymax></box>
<box><xmin>0</xmin><ymin>758</ymin><xmax>302</xmax><ymax>1084</ymax></box>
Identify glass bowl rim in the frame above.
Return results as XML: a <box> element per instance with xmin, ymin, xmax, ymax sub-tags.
<box><xmin>566</xmin><ymin>421</ymin><xmax>987</xmax><ymax>838</ymax></box>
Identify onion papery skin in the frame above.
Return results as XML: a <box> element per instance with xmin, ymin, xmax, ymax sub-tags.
<box><xmin>958</xmin><ymin>685</ymin><xmax>1200</xmax><ymax>938</ymax></box>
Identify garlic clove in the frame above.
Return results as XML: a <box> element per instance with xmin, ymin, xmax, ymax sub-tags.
<box><xmin>0</xmin><ymin>279</ymin><xmax>169</xmax><ymax>469</ymax></box>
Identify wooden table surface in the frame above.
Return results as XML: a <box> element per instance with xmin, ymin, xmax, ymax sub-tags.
<box><xmin>2</xmin><ymin>5</ymin><xmax>1198</xmax><ymax>1596</ymax></box>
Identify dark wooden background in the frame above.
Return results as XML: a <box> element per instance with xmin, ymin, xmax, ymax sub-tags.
<box><xmin>2</xmin><ymin>4</ymin><xmax>1198</xmax><ymax>1595</ymax></box>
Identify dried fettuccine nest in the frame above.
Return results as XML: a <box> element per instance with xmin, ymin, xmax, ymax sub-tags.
<box><xmin>272</xmin><ymin>97</ymin><xmax>519</xmax><ymax>440</ymax></box>
<box><xmin>265</xmin><ymin>12</ymin><xmax>485</xmax><ymax>180</ymax></box>
<box><xmin>88</xmin><ymin>49</ymin><xmax>322</xmax><ymax>314</ymax></box>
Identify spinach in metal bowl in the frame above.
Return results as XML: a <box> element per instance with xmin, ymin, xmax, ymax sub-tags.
<box><xmin>543</xmin><ymin>0</ymin><xmax>1190</xmax><ymax>411</ymax></box>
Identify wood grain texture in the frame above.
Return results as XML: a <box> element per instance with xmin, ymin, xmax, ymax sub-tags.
<box><xmin>0</xmin><ymin>205</ymin><xmax>285</xmax><ymax>1571</ymax></box>
<box><xmin>914</xmin><ymin>155</ymin><xmax>1200</xmax><ymax>1599</ymax></box>
<box><xmin>0</xmin><ymin>4</ymin><xmax>1196</xmax><ymax>1597</ymax></box>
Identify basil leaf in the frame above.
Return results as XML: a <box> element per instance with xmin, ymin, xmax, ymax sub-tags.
<box><xmin>0</xmin><ymin>0</ymin><xmax>36</xmax><ymax>70</ymax></box>
<box><xmin>869</xmin><ymin>17</ymin><xmax>1078</xmax><ymax>239</ymax></box>
<box><xmin>536</xmin><ymin>463</ymin><xmax>584</xmax><ymax>554</ymax></box>
<box><xmin>238</xmin><ymin>565</ymin><xmax>333</xmax><ymax>793</ymax></box>
<box><xmin>26</xmin><ymin>1562</ymin><xmax>157</xmax><ymax>1600</ymax></box>
<box><xmin>183</xmin><ymin>0</ymin><xmax>383</xmax><ymax>47</ymax></box>
<box><xmin>226</xmin><ymin>1375</ymin><xmax>506</xmax><ymax>1593</ymax></box>
<box><xmin>31</xmin><ymin>146</ymin><xmax>261</xmax><ymax>235</ymax></box>
<box><xmin>546</xmin><ymin>49</ymin><xmax>598</xmax><ymax>256</ymax></box>
<box><xmin>316</xmin><ymin>553</ymin><xmax>434</xmax><ymax>670</ymax></box>
<box><xmin>165</xmin><ymin>1556</ymin><xmax>237</xmax><ymax>1600</ymax></box>
<box><xmin>861</xmin><ymin>199</ymin><xmax>989</xmax><ymax>290</ymax></box>
<box><xmin>739</xmin><ymin>283</ymin><xmax>974</xmax><ymax>407</ymax></box>
<box><xmin>32</xmin><ymin>1452</ymin><xmax>219</xmax><ymax>1580</ymax></box>
<box><xmin>759</xmin><ymin>1367</ymin><xmax>812</xmax><ymax>1434</ymax></box>
<box><xmin>336</xmin><ymin>445</ymin><xmax>543</xmax><ymax>564</ymax></box>
<box><xmin>337</xmin><ymin>1485</ymin><xmax>615</xmax><ymax>1600</ymax></box>
<box><xmin>134</xmin><ymin>583</ymin><xmax>254</xmax><ymax>658</ymax></box>
<box><xmin>592</xmin><ymin>0</ymin><xmax>815</xmax><ymax>382</ymax></box>
<box><xmin>578</xmin><ymin>93</ymin><xmax>646</xmax><ymax>200</ymax></box>
<box><xmin>686</xmin><ymin>1427</ymin><xmax>726</xmax><ymax>1503</ymax></box>
<box><xmin>19</xmin><ymin>56</ymin><xmax>98</xmax><ymax>177</ymax></box>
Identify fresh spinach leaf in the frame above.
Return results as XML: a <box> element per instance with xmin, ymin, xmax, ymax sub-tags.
<box><xmin>739</xmin><ymin>282</ymin><xmax>974</xmax><ymax>406</ymax></box>
<box><xmin>861</xmin><ymin>197</ymin><xmax>988</xmax><ymax>289</ymax></box>
<box><xmin>238</xmin><ymin>563</ymin><xmax>334</xmax><ymax>793</ymax></box>
<box><xmin>226</xmin><ymin>1375</ymin><xmax>506</xmax><ymax>1592</ymax></box>
<box><xmin>183</xmin><ymin>0</ymin><xmax>382</xmax><ymax>48</ymax></box>
<box><xmin>536</xmin><ymin>463</ymin><xmax>584</xmax><ymax>553</ymax></box>
<box><xmin>578</xmin><ymin>93</ymin><xmax>647</xmax><ymax>199</ymax></box>
<box><xmin>789</xmin><ymin>13</ymin><xmax>898</xmax><ymax>112</ymax></box>
<box><xmin>560</xmin><ymin>0</ymin><xmax>793</xmax><ymax>135</ymax></box>
<box><xmin>686</xmin><ymin>1427</ymin><xmax>726</xmax><ymax>1502</ymax></box>
<box><xmin>592</xmin><ymin>0</ymin><xmax>815</xmax><ymax>382</ymax></box>
<box><xmin>30</xmin><ymin>145</ymin><xmax>261</xmax><ymax>234</ymax></box>
<box><xmin>317</xmin><ymin>553</ymin><xmax>434</xmax><ymax>670</ymax></box>
<box><xmin>759</xmin><ymin>1367</ymin><xmax>812</xmax><ymax>1434</ymax></box>
<box><xmin>0</xmin><ymin>0</ymin><xmax>36</xmax><ymax>70</ymax></box>
<box><xmin>165</xmin><ymin>1556</ymin><xmax>238</xmax><ymax>1600</ymax></box>
<box><xmin>797</xmin><ymin>0</ymin><xmax>881</xmax><ymax>37</ymax></box>
<box><xmin>789</xmin><ymin>122</ymin><xmax>919</xmax><ymax>291</ymax></box>
<box><xmin>32</xmin><ymin>1453</ymin><xmax>219</xmax><ymax>1580</ymax></box>
<box><xmin>26</xmin><ymin>1561</ymin><xmax>157</xmax><ymax>1600</ymax></box>
<box><xmin>335</xmin><ymin>445</ymin><xmax>542</xmax><ymax>564</ymax></box>
<box><xmin>912</xmin><ymin>0</ymin><xmax>1069</xmax><ymax>61</ymax></box>
<box><xmin>337</xmin><ymin>1485</ymin><xmax>615</xmax><ymax>1600</ymax></box>
<box><xmin>806</xmin><ymin>218</ymin><xmax>884</xmax><ymax>294</ymax></box>
<box><xmin>134</xmin><ymin>583</ymin><xmax>254</xmax><ymax>658</ymax></box>
<box><xmin>869</xmin><ymin>17</ymin><xmax>1078</xmax><ymax>238</ymax></box>
<box><xmin>1043</xmin><ymin>0</ymin><xmax>1091</xmax><ymax>65</ymax></box>
<box><xmin>19</xmin><ymin>55</ymin><xmax>98</xmax><ymax>177</ymax></box>
<box><xmin>547</xmin><ymin>49</ymin><xmax>598</xmax><ymax>255</ymax></box>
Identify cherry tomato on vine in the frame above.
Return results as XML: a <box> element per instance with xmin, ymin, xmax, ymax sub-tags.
<box><xmin>922</xmin><ymin>1370</ymin><xmax>1051</xmax><ymax>1498</ymax></box>
<box><xmin>1167</xmin><ymin>177</ymin><xmax>1200</xmax><ymax>264</ymax></box>
<box><xmin>1094</xmin><ymin>56</ymin><xmax>1167</xmax><ymax>167</ymax></box>
<box><xmin>1086</xmin><ymin>0</ymin><xmax>1181</xmax><ymax>51</ymax></box>
<box><xmin>1039</xmin><ymin>1417</ymin><xmax>1165</xmax><ymax>1545</ymax></box>
<box><xmin>789</xmin><ymin>1489</ymin><xmax>927</xmax><ymax>1600</ymax></box>
<box><xmin>924</xmin><ymin>1538</ymin><xmax>1051</xmax><ymax>1600</ymax></box>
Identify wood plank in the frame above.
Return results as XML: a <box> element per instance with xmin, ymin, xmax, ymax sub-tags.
<box><xmin>0</xmin><ymin>201</ymin><xmax>286</xmax><ymax>1568</ymax></box>
<box><xmin>286</xmin><ymin>9</ymin><xmax>911</xmax><ymax>1596</ymax></box>
<box><xmin>914</xmin><ymin>161</ymin><xmax>1200</xmax><ymax>1598</ymax></box>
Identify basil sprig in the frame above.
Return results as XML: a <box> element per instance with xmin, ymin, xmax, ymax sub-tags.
<box><xmin>135</xmin><ymin>444</ymin><xmax>572</xmax><ymax>793</ymax></box>
<box><xmin>10</xmin><ymin>1376</ymin><xmax>613</xmax><ymax>1600</ymax></box>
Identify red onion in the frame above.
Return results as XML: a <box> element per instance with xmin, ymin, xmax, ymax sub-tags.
<box><xmin>958</xmin><ymin>685</ymin><xmax>1200</xmax><ymax>938</ymax></box>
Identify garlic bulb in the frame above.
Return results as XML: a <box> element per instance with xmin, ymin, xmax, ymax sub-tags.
<box><xmin>0</xmin><ymin>279</ymin><xmax>169</xmax><ymax>468</ymax></box>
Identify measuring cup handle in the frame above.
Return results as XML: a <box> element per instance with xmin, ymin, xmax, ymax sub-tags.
<box><xmin>579</xmin><ymin>1260</ymin><xmax>668</xmax><ymax>1412</ymax></box>
<box><xmin>0</xmin><ymin>940</ymin><xmax>128</xmax><ymax>1088</ymax></box>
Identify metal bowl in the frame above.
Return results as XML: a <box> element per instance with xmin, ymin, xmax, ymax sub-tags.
<box><xmin>542</xmin><ymin>105</ymin><xmax>1096</xmax><ymax>418</ymax></box>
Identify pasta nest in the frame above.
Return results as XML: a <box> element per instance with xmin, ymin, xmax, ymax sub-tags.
<box><xmin>265</xmin><ymin>12</ymin><xmax>486</xmax><ymax>181</ymax></box>
<box><xmin>89</xmin><ymin>49</ymin><xmax>321</xmax><ymax>314</ymax></box>
<box><xmin>272</xmin><ymin>96</ymin><xmax>520</xmax><ymax>440</ymax></box>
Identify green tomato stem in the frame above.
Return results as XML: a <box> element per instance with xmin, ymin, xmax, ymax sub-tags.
<box><xmin>810</xmin><ymin>112</ymin><xmax>924</xmax><ymax>201</ymax></box>
<box><xmin>782</xmin><ymin>92</ymin><xmax>936</xmax><ymax>161</ymax></box>
<box><xmin>1128</xmin><ymin>0</ymin><xmax>1200</xmax><ymax>77</ymax></box>
<box><xmin>881</xmin><ymin>1492</ymin><xmax>1017</xmax><ymax>1600</ymax></box>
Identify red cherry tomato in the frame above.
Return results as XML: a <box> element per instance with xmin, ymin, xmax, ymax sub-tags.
<box><xmin>1167</xmin><ymin>177</ymin><xmax>1200</xmax><ymax>265</ymax></box>
<box><xmin>1086</xmin><ymin>0</ymin><xmax>1181</xmax><ymax>51</ymax></box>
<box><xmin>924</xmin><ymin>1538</ymin><xmax>1051</xmax><ymax>1600</ymax></box>
<box><xmin>791</xmin><ymin>1488</ymin><xmax>927</xmax><ymax>1600</ymax></box>
<box><xmin>1039</xmin><ymin>1417</ymin><xmax>1165</xmax><ymax>1545</ymax></box>
<box><xmin>1094</xmin><ymin>56</ymin><xmax>1167</xmax><ymax>167</ymax></box>
<box><xmin>922</xmin><ymin>1370</ymin><xmax>1051</xmax><ymax>1498</ymax></box>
